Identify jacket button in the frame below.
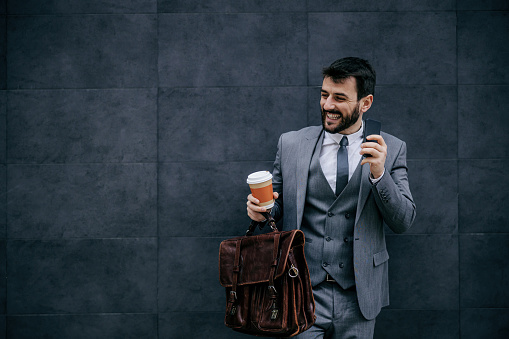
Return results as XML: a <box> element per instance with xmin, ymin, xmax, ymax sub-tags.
<box><xmin>325</xmin><ymin>236</ymin><xmax>332</xmax><ymax>242</ymax></box>
<box><xmin>322</xmin><ymin>262</ymin><xmax>329</xmax><ymax>267</ymax></box>
<box><xmin>345</xmin><ymin>212</ymin><xmax>350</xmax><ymax>219</ymax></box>
<box><xmin>328</xmin><ymin>212</ymin><xmax>334</xmax><ymax>217</ymax></box>
<box><xmin>339</xmin><ymin>263</ymin><xmax>344</xmax><ymax>268</ymax></box>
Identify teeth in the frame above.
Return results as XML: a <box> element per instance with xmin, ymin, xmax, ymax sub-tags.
<box><xmin>327</xmin><ymin>113</ymin><xmax>341</xmax><ymax>119</ymax></box>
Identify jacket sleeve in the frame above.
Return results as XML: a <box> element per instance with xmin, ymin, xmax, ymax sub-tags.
<box><xmin>371</xmin><ymin>141</ymin><xmax>416</xmax><ymax>234</ymax></box>
<box><xmin>271</xmin><ymin>134</ymin><xmax>284</xmax><ymax>223</ymax></box>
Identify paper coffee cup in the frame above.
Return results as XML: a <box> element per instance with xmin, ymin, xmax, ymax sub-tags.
<box><xmin>247</xmin><ymin>171</ymin><xmax>274</xmax><ymax>209</ymax></box>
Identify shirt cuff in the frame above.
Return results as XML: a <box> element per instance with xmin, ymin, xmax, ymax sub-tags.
<box><xmin>369</xmin><ymin>169</ymin><xmax>385</xmax><ymax>185</ymax></box>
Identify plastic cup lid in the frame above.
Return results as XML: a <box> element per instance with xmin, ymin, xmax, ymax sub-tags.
<box><xmin>246</xmin><ymin>171</ymin><xmax>273</xmax><ymax>185</ymax></box>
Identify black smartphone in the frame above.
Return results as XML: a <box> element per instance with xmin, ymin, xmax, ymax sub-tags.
<box><xmin>363</xmin><ymin>119</ymin><xmax>381</xmax><ymax>157</ymax></box>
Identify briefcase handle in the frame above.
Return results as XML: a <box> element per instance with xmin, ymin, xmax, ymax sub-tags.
<box><xmin>246</xmin><ymin>212</ymin><xmax>278</xmax><ymax>236</ymax></box>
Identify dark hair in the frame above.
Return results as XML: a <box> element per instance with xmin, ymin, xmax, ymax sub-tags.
<box><xmin>322</xmin><ymin>57</ymin><xmax>376</xmax><ymax>100</ymax></box>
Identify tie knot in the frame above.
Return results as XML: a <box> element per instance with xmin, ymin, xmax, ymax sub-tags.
<box><xmin>340</xmin><ymin>136</ymin><xmax>349</xmax><ymax>147</ymax></box>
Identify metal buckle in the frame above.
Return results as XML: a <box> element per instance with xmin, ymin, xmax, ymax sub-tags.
<box><xmin>326</xmin><ymin>274</ymin><xmax>335</xmax><ymax>282</ymax></box>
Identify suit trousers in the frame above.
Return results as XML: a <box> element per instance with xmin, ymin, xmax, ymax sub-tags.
<box><xmin>291</xmin><ymin>282</ymin><xmax>376</xmax><ymax>339</ymax></box>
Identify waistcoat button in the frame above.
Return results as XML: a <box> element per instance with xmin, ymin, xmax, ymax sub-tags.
<box><xmin>339</xmin><ymin>263</ymin><xmax>344</xmax><ymax>268</ymax></box>
<box><xmin>328</xmin><ymin>212</ymin><xmax>334</xmax><ymax>217</ymax></box>
<box><xmin>344</xmin><ymin>237</ymin><xmax>349</xmax><ymax>243</ymax></box>
<box><xmin>322</xmin><ymin>262</ymin><xmax>329</xmax><ymax>267</ymax></box>
<box><xmin>325</xmin><ymin>236</ymin><xmax>332</xmax><ymax>242</ymax></box>
<box><xmin>345</xmin><ymin>212</ymin><xmax>350</xmax><ymax>219</ymax></box>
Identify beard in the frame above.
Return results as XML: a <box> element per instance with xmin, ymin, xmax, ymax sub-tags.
<box><xmin>321</xmin><ymin>104</ymin><xmax>361</xmax><ymax>134</ymax></box>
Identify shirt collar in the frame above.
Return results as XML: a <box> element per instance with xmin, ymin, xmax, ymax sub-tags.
<box><xmin>323</xmin><ymin>121</ymin><xmax>364</xmax><ymax>146</ymax></box>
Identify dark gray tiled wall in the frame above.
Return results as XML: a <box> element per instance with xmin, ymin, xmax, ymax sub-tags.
<box><xmin>0</xmin><ymin>92</ymin><xmax>5</xmax><ymax>163</ymax></box>
<box><xmin>8</xmin><ymin>314</ymin><xmax>158</xmax><ymax>339</ymax></box>
<box><xmin>158</xmin><ymin>161</ymin><xmax>272</xmax><ymax>237</ymax></box>
<box><xmin>460</xmin><ymin>309</ymin><xmax>509</xmax><ymax>339</ymax></box>
<box><xmin>459</xmin><ymin>160</ymin><xmax>508</xmax><ymax>233</ymax></box>
<box><xmin>8</xmin><ymin>15</ymin><xmax>157</xmax><ymax>89</ymax></box>
<box><xmin>158</xmin><ymin>87</ymin><xmax>308</xmax><ymax>162</ymax></box>
<box><xmin>8</xmin><ymin>0</ymin><xmax>157</xmax><ymax>14</ymax></box>
<box><xmin>158</xmin><ymin>13</ymin><xmax>307</xmax><ymax>87</ymax></box>
<box><xmin>375</xmin><ymin>310</ymin><xmax>460</xmax><ymax>339</ymax></box>
<box><xmin>159</xmin><ymin>0</ymin><xmax>307</xmax><ymax>13</ymax></box>
<box><xmin>7</xmin><ymin>239</ymin><xmax>157</xmax><ymax>314</ymax></box>
<box><xmin>308</xmin><ymin>0</ymin><xmax>456</xmax><ymax>11</ymax></box>
<box><xmin>308</xmin><ymin>12</ymin><xmax>457</xmax><ymax>86</ymax></box>
<box><xmin>458</xmin><ymin>86</ymin><xmax>509</xmax><ymax>159</ymax></box>
<box><xmin>2</xmin><ymin>0</ymin><xmax>508</xmax><ymax>338</ymax></box>
<box><xmin>8</xmin><ymin>89</ymin><xmax>157</xmax><ymax>163</ymax></box>
<box><xmin>0</xmin><ymin>15</ymin><xmax>5</xmax><ymax>90</ymax></box>
<box><xmin>459</xmin><ymin>234</ymin><xmax>509</xmax><ymax>308</ymax></box>
<box><xmin>458</xmin><ymin>12</ymin><xmax>509</xmax><ymax>85</ymax></box>
<box><xmin>386</xmin><ymin>235</ymin><xmax>459</xmax><ymax>310</ymax></box>
<box><xmin>8</xmin><ymin>164</ymin><xmax>157</xmax><ymax>238</ymax></box>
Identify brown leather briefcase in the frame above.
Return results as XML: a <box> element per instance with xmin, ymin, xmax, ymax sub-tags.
<box><xmin>219</xmin><ymin>213</ymin><xmax>315</xmax><ymax>337</ymax></box>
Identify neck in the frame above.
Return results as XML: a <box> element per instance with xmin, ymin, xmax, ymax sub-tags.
<box><xmin>339</xmin><ymin>119</ymin><xmax>363</xmax><ymax>135</ymax></box>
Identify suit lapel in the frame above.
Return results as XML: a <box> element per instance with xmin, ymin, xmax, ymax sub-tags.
<box><xmin>296</xmin><ymin>128</ymin><xmax>323</xmax><ymax>230</ymax></box>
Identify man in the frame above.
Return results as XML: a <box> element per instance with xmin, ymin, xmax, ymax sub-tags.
<box><xmin>247</xmin><ymin>57</ymin><xmax>416</xmax><ymax>338</ymax></box>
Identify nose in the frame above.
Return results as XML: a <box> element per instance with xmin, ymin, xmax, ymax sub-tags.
<box><xmin>323</xmin><ymin>96</ymin><xmax>335</xmax><ymax>111</ymax></box>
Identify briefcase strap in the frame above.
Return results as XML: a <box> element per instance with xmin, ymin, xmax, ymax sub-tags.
<box><xmin>226</xmin><ymin>239</ymin><xmax>242</xmax><ymax>316</ymax></box>
<box><xmin>245</xmin><ymin>212</ymin><xmax>278</xmax><ymax>236</ymax></box>
<box><xmin>267</xmin><ymin>232</ymin><xmax>281</xmax><ymax>320</ymax></box>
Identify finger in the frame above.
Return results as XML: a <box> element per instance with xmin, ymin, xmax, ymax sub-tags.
<box><xmin>247</xmin><ymin>207</ymin><xmax>266</xmax><ymax>222</ymax></box>
<box><xmin>364</xmin><ymin>135</ymin><xmax>386</xmax><ymax>148</ymax></box>
<box><xmin>248</xmin><ymin>206</ymin><xmax>267</xmax><ymax>221</ymax></box>
<box><xmin>361</xmin><ymin>141</ymin><xmax>380</xmax><ymax>149</ymax></box>
<box><xmin>360</xmin><ymin>147</ymin><xmax>380</xmax><ymax>158</ymax></box>
<box><xmin>247</xmin><ymin>200</ymin><xmax>267</xmax><ymax>213</ymax></box>
<box><xmin>273</xmin><ymin>192</ymin><xmax>279</xmax><ymax>199</ymax></box>
<box><xmin>366</xmin><ymin>134</ymin><xmax>382</xmax><ymax>143</ymax></box>
<box><xmin>247</xmin><ymin>194</ymin><xmax>260</xmax><ymax>205</ymax></box>
<box><xmin>360</xmin><ymin>154</ymin><xmax>376</xmax><ymax>166</ymax></box>
<box><xmin>362</xmin><ymin>141</ymin><xmax>387</xmax><ymax>156</ymax></box>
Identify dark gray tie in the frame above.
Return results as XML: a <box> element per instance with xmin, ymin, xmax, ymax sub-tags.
<box><xmin>336</xmin><ymin>136</ymin><xmax>349</xmax><ymax>196</ymax></box>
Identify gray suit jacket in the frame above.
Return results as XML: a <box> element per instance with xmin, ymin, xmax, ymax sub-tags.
<box><xmin>270</xmin><ymin>125</ymin><xmax>416</xmax><ymax>320</ymax></box>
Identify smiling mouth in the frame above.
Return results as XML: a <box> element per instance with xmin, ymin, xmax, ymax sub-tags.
<box><xmin>326</xmin><ymin>112</ymin><xmax>342</xmax><ymax>120</ymax></box>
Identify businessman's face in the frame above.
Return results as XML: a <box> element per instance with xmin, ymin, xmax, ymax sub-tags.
<box><xmin>320</xmin><ymin>76</ymin><xmax>362</xmax><ymax>134</ymax></box>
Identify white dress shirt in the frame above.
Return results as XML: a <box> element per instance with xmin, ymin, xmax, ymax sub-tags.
<box><xmin>319</xmin><ymin>122</ymin><xmax>383</xmax><ymax>194</ymax></box>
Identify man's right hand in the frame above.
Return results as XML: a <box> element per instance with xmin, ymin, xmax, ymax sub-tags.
<box><xmin>247</xmin><ymin>192</ymin><xmax>279</xmax><ymax>222</ymax></box>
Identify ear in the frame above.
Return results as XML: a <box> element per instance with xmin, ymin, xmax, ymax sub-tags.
<box><xmin>360</xmin><ymin>94</ymin><xmax>374</xmax><ymax>113</ymax></box>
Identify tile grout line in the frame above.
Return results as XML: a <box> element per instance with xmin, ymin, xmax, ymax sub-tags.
<box><xmin>11</xmin><ymin>84</ymin><xmax>507</xmax><ymax>91</ymax></box>
<box><xmin>9</xmin><ymin>10</ymin><xmax>503</xmax><ymax>16</ymax></box>
<box><xmin>306</xmin><ymin>0</ymin><xmax>310</xmax><ymax>128</ymax></box>
<box><xmin>156</xmin><ymin>8</ymin><xmax>160</xmax><ymax>339</ymax></box>
<box><xmin>455</xmin><ymin>3</ymin><xmax>462</xmax><ymax>336</ymax></box>
<box><xmin>4</xmin><ymin>5</ymin><xmax>8</xmax><ymax>335</ymax></box>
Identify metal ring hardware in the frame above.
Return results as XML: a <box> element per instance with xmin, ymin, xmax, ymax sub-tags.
<box><xmin>288</xmin><ymin>264</ymin><xmax>299</xmax><ymax>278</ymax></box>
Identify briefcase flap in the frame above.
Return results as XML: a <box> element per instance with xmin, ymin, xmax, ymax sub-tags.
<box><xmin>219</xmin><ymin>229</ymin><xmax>305</xmax><ymax>287</ymax></box>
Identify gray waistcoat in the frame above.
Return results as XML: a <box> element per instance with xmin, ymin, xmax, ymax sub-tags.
<box><xmin>301</xmin><ymin>133</ymin><xmax>362</xmax><ymax>288</ymax></box>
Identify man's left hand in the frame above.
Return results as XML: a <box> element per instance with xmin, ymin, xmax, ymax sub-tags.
<box><xmin>360</xmin><ymin>134</ymin><xmax>387</xmax><ymax>179</ymax></box>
